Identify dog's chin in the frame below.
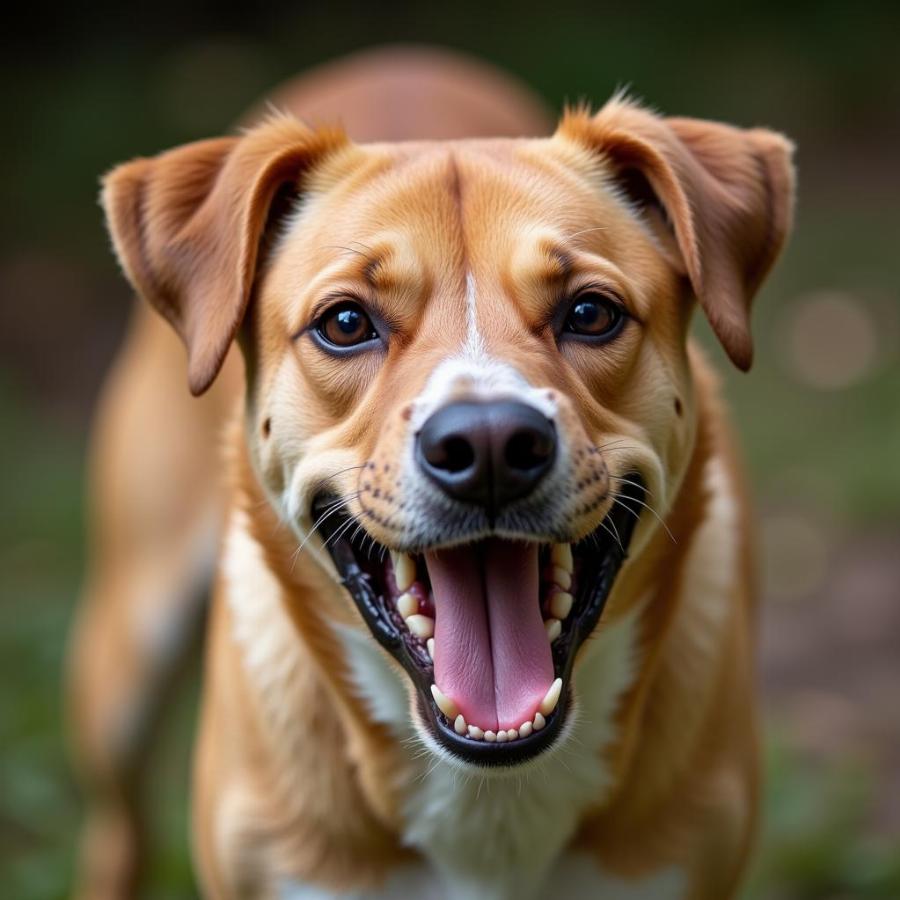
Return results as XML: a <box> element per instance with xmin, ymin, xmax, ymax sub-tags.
<box><xmin>313</xmin><ymin>476</ymin><xmax>645</xmax><ymax>766</ymax></box>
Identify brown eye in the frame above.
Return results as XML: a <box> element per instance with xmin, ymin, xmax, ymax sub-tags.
<box><xmin>563</xmin><ymin>292</ymin><xmax>625</xmax><ymax>340</ymax></box>
<box><xmin>316</xmin><ymin>302</ymin><xmax>378</xmax><ymax>349</ymax></box>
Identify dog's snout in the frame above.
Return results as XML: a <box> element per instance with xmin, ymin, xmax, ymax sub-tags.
<box><xmin>416</xmin><ymin>401</ymin><xmax>556</xmax><ymax>513</ymax></box>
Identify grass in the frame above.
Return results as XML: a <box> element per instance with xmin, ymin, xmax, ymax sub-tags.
<box><xmin>745</xmin><ymin>736</ymin><xmax>900</xmax><ymax>899</ymax></box>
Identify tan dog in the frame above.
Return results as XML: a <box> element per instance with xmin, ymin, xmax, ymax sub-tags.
<box><xmin>68</xmin><ymin>46</ymin><xmax>794</xmax><ymax>900</ymax></box>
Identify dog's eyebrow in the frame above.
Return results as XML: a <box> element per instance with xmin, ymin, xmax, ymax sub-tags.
<box><xmin>544</xmin><ymin>246</ymin><xmax>574</xmax><ymax>283</ymax></box>
<box><xmin>325</xmin><ymin>243</ymin><xmax>381</xmax><ymax>286</ymax></box>
<box><xmin>362</xmin><ymin>255</ymin><xmax>383</xmax><ymax>288</ymax></box>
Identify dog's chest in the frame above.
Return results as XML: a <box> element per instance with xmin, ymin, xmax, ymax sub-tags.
<box><xmin>280</xmin><ymin>857</ymin><xmax>686</xmax><ymax>900</ymax></box>
<box><xmin>334</xmin><ymin>605</ymin><xmax>643</xmax><ymax>900</ymax></box>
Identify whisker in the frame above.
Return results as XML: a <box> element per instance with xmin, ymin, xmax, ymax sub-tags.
<box><xmin>560</xmin><ymin>225</ymin><xmax>608</xmax><ymax>246</ymax></box>
<box><xmin>292</xmin><ymin>491</ymin><xmax>362</xmax><ymax>559</ymax></box>
<box><xmin>323</xmin><ymin>244</ymin><xmax>371</xmax><ymax>261</ymax></box>
<box><xmin>604</xmin><ymin>512</ymin><xmax>625</xmax><ymax>552</ymax></box>
<box><xmin>324</xmin><ymin>514</ymin><xmax>359</xmax><ymax>551</ymax></box>
<box><xmin>363</xmin><ymin>530</ymin><xmax>379</xmax><ymax>561</ymax></box>
<box><xmin>608</xmin><ymin>474</ymin><xmax>655</xmax><ymax>499</ymax></box>
<box><xmin>321</xmin><ymin>463</ymin><xmax>366</xmax><ymax>482</ymax></box>
<box><xmin>612</xmin><ymin>491</ymin><xmax>676</xmax><ymax>544</ymax></box>
<box><xmin>347</xmin><ymin>519</ymin><xmax>366</xmax><ymax>550</ymax></box>
<box><xmin>305</xmin><ymin>495</ymin><xmax>356</xmax><ymax>538</ymax></box>
<box><xmin>594</xmin><ymin>443</ymin><xmax>638</xmax><ymax>455</ymax></box>
<box><xmin>596</xmin><ymin>517</ymin><xmax>624</xmax><ymax>554</ymax></box>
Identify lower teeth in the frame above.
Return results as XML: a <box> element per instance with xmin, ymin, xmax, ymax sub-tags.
<box><xmin>430</xmin><ymin>677</ymin><xmax>563</xmax><ymax>742</ymax></box>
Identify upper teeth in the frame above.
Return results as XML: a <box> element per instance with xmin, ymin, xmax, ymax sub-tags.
<box><xmin>551</xmin><ymin>566</ymin><xmax>572</xmax><ymax>591</ymax></box>
<box><xmin>549</xmin><ymin>590</ymin><xmax>573</xmax><ymax>620</ymax></box>
<box><xmin>397</xmin><ymin>592</ymin><xmax>418</xmax><ymax>618</ymax></box>
<box><xmin>392</xmin><ymin>552</ymin><xmax>416</xmax><ymax>593</ymax></box>
<box><xmin>406</xmin><ymin>614</ymin><xmax>435</xmax><ymax>639</ymax></box>
<box><xmin>545</xmin><ymin>618</ymin><xmax>562</xmax><ymax>642</ymax></box>
<box><xmin>551</xmin><ymin>543</ymin><xmax>573</xmax><ymax>570</ymax></box>
<box><xmin>543</xmin><ymin>544</ymin><xmax>572</xmax><ymax>641</ymax></box>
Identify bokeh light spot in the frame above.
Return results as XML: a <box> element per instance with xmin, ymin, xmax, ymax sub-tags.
<box><xmin>780</xmin><ymin>290</ymin><xmax>881</xmax><ymax>390</ymax></box>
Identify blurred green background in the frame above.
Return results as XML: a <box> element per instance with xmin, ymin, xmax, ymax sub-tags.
<box><xmin>2</xmin><ymin>2</ymin><xmax>898</xmax><ymax>897</ymax></box>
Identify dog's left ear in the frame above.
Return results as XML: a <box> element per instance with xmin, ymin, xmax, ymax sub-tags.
<box><xmin>559</xmin><ymin>99</ymin><xmax>796</xmax><ymax>370</ymax></box>
<box><xmin>101</xmin><ymin>118</ymin><xmax>349</xmax><ymax>395</ymax></box>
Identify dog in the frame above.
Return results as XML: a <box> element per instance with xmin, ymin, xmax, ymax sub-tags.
<box><xmin>67</xmin><ymin>45</ymin><xmax>794</xmax><ymax>900</ymax></box>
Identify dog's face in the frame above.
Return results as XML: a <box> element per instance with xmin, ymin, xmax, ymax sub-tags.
<box><xmin>102</xmin><ymin>100</ymin><xmax>793</xmax><ymax>765</ymax></box>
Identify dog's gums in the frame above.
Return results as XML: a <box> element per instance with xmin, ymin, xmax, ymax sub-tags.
<box><xmin>314</xmin><ymin>475</ymin><xmax>645</xmax><ymax>764</ymax></box>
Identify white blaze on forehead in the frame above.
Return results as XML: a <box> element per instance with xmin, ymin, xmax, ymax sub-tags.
<box><xmin>411</xmin><ymin>273</ymin><xmax>557</xmax><ymax>430</ymax></box>
<box><xmin>464</xmin><ymin>271</ymin><xmax>486</xmax><ymax>360</ymax></box>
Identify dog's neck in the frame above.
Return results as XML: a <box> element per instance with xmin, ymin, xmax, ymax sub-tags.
<box><xmin>225</xmin><ymin>379</ymin><xmax>719</xmax><ymax>895</ymax></box>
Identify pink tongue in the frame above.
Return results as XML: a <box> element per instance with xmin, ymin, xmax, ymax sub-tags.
<box><xmin>426</xmin><ymin>540</ymin><xmax>554</xmax><ymax>732</ymax></box>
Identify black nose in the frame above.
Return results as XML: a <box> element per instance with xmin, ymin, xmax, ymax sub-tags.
<box><xmin>416</xmin><ymin>400</ymin><xmax>556</xmax><ymax>515</ymax></box>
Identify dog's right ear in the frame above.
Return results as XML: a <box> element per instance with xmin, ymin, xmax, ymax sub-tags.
<box><xmin>101</xmin><ymin>119</ymin><xmax>348</xmax><ymax>395</ymax></box>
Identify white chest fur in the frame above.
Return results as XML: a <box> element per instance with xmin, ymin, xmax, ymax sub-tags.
<box><xmin>281</xmin><ymin>856</ymin><xmax>685</xmax><ymax>900</ymax></box>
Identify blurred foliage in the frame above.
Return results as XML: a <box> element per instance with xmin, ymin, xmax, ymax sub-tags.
<box><xmin>744</xmin><ymin>736</ymin><xmax>900</xmax><ymax>899</ymax></box>
<box><xmin>1</xmin><ymin>2</ymin><xmax>898</xmax><ymax>898</ymax></box>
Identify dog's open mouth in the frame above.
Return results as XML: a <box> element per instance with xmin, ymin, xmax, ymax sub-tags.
<box><xmin>314</xmin><ymin>476</ymin><xmax>645</xmax><ymax>764</ymax></box>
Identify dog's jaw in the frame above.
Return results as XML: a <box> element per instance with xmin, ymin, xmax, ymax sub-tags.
<box><xmin>313</xmin><ymin>473</ymin><xmax>645</xmax><ymax>765</ymax></box>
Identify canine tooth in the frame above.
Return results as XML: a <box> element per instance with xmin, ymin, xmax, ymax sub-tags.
<box><xmin>539</xmin><ymin>677</ymin><xmax>563</xmax><ymax>716</ymax></box>
<box><xmin>551</xmin><ymin>566</ymin><xmax>572</xmax><ymax>591</ymax></box>
<box><xmin>484</xmin><ymin>730</ymin><xmax>497</xmax><ymax>742</ymax></box>
<box><xmin>551</xmin><ymin>543</ymin><xmax>573</xmax><ymax>571</ymax></box>
<box><xmin>426</xmin><ymin>638</ymin><xmax>435</xmax><ymax>660</ymax></box>
<box><xmin>544</xmin><ymin>618</ymin><xmax>562</xmax><ymax>642</ymax></box>
<box><xmin>468</xmin><ymin>725</ymin><xmax>484</xmax><ymax>740</ymax></box>
<box><xmin>431</xmin><ymin>684</ymin><xmax>459</xmax><ymax>719</ymax></box>
<box><xmin>533</xmin><ymin>712</ymin><xmax>546</xmax><ymax>731</ymax></box>
<box><xmin>392</xmin><ymin>552</ymin><xmax>416</xmax><ymax>593</ymax></box>
<box><xmin>454</xmin><ymin>714</ymin><xmax>467</xmax><ymax>735</ymax></box>
<box><xmin>496</xmin><ymin>730</ymin><xmax>508</xmax><ymax>743</ymax></box>
<box><xmin>406</xmin><ymin>614</ymin><xmax>434</xmax><ymax>639</ymax></box>
<box><xmin>397</xmin><ymin>592</ymin><xmax>418</xmax><ymax>618</ymax></box>
<box><xmin>549</xmin><ymin>590</ymin><xmax>573</xmax><ymax>620</ymax></box>
<box><xmin>506</xmin><ymin>729</ymin><xmax>518</xmax><ymax>741</ymax></box>
<box><xmin>519</xmin><ymin>721</ymin><xmax>533</xmax><ymax>738</ymax></box>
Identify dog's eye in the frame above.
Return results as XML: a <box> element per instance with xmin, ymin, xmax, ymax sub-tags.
<box><xmin>563</xmin><ymin>292</ymin><xmax>625</xmax><ymax>340</ymax></box>
<box><xmin>316</xmin><ymin>302</ymin><xmax>379</xmax><ymax>349</ymax></box>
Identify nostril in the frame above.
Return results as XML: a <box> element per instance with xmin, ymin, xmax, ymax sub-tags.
<box><xmin>417</xmin><ymin>401</ymin><xmax>555</xmax><ymax>509</ymax></box>
<box><xmin>430</xmin><ymin>435</ymin><xmax>476</xmax><ymax>473</ymax></box>
<box><xmin>505</xmin><ymin>428</ymin><xmax>554</xmax><ymax>472</ymax></box>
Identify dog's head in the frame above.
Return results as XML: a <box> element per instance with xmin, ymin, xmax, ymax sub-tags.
<box><xmin>102</xmin><ymin>98</ymin><xmax>793</xmax><ymax>765</ymax></box>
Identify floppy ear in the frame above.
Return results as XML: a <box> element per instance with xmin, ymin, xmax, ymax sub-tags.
<box><xmin>559</xmin><ymin>99</ymin><xmax>795</xmax><ymax>370</ymax></box>
<box><xmin>101</xmin><ymin>118</ymin><xmax>348</xmax><ymax>395</ymax></box>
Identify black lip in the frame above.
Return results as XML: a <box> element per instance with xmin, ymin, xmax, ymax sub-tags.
<box><xmin>313</xmin><ymin>475</ymin><xmax>645</xmax><ymax>766</ymax></box>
